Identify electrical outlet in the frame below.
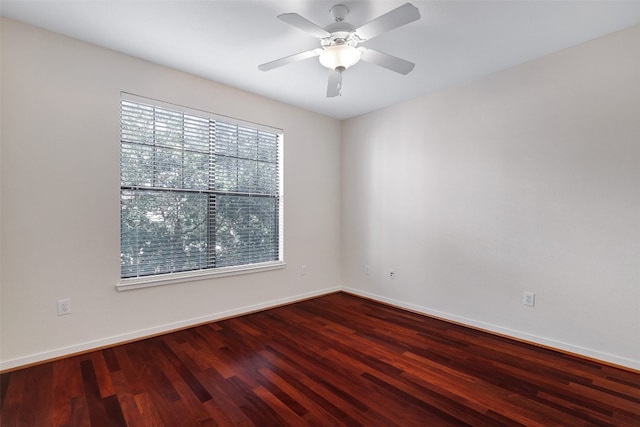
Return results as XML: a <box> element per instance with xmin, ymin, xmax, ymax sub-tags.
<box><xmin>57</xmin><ymin>298</ymin><xmax>71</xmax><ymax>316</ymax></box>
<box><xmin>389</xmin><ymin>271</ymin><xmax>395</xmax><ymax>279</ymax></box>
<box><xmin>365</xmin><ymin>265</ymin><xmax>370</xmax><ymax>275</ymax></box>
<box><xmin>523</xmin><ymin>292</ymin><xmax>535</xmax><ymax>307</ymax></box>
<box><xmin>300</xmin><ymin>265</ymin><xmax>307</xmax><ymax>276</ymax></box>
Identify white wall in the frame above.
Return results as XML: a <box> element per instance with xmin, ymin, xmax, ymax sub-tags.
<box><xmin>342</xmin><ymin>25</ymin><xmax>640</xmax><ymax>369</ymax></box>
<box><xmin>0</xmin><ymin>18</ymin><xmax>342</xmax><ymax>370</ymax></box>
<box><xmin>2</xmin><ymin>17</ymin><xmax>639</xmax><ymax>372</ymax></box>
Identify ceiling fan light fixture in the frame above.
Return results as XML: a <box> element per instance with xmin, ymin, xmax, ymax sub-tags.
<box><xmin>259</xmin><ymin>3</ymin><xmax>420</xmax><ymax>97</ymax></box>
<box><xmin>319</xmin><ymin>45</ymin><xmax>361</xmax><ymax>70</ymax></box>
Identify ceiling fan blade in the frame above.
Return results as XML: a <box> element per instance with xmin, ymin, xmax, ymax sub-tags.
<box><xmin>355</xmin><ymin>3</ymin><xmax>420</xmax><ymax>41</ymax></box>
<box><xmin>360</xmin><ymin>48</ymin><xmax>415</xmax><ymax>75</ymax></box>
<box><xmin>327</xmin><ymin>69</ymin><xmax>343</xmax><ymax>97</ymax></box>
<box><xmin>278</xmin><ymin>13</ymin><xmax>331</xmax><ymax>38</ymax></box>
<box><xmin>258</xmin><ymin>48</ymin><xmax>322</xmax><ymax>71</ymax></box>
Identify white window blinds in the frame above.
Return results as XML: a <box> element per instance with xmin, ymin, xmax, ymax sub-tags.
<box><xmin>120</xmin><ymin>95</ymin><xmax>282</xmax><ymax>280</ymax></box>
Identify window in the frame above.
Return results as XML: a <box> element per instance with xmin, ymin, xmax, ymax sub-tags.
<box><xmin>119</xmin><ymin>94</ymin><xmax>283</xmax><ymax>287</ymax></box>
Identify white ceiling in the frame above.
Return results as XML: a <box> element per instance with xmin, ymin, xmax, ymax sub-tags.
<box><xmin>2</xmin><ymin>1</ymin><xmax>639</xmax><ymax>120</ymax></box>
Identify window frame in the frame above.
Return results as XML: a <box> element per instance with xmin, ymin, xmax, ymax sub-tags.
<box><xmin>117</xmin><ymin>93</ymin><xmax>284</xmax><ymax>291</ymax></box>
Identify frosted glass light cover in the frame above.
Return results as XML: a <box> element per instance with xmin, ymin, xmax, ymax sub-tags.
<box><xmin>319</xmin><ymin>45</ymin><xmax>361</xmax><ymax>70</ymax></box>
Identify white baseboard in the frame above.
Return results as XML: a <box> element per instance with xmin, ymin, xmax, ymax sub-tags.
<box><xmin>3</xmin><ymin>285</ymin><xmax>637</xmax><ymax>372</ymax></box>
<box><xmin>342</xmin><ymin>287</ymin><xmax>640</xmax><ymax>371</ymax></box>
<box><xmin>0</xmin><ymin>286</ymin><xmax>341</xmax><ymax>372</ymax></box>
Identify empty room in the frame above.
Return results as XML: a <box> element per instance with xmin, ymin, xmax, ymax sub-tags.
<box><xmin>1</xmin><ymin>1</ymin><xmax>639</xmax><ymax>425</ymax></box>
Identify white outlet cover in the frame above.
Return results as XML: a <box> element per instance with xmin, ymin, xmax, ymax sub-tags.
<box><xmin>57</xmin><ymin>298</ymin><xmax>71</xmax><ymax>316</ymax></box>
<box><xmin>523</xmin><ymin>292</ymin><xmax>535</xmax><ymax>307</ymax></box>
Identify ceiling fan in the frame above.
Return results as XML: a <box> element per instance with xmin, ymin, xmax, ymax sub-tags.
<box><xmin>258</xmin><ymin>3</ymin><xmax>421</xmax><ymax>97</ymax></box>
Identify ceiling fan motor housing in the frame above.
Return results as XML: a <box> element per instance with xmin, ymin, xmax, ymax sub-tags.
<box><xmin>322</xmin><ymin>23</ymin><xmax>359</xmax><ymax>47</ymax></box>
<box><xmin>323</xmin><ymin>4</ymin><xmax>362</xmax><ymax>48</ymax></box>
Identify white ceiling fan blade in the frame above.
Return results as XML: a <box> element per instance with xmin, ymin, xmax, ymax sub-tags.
<box><xmin>327</xmin><ymin>69</ymin><xmax>342</xmax><ymax>97</ymax></box>
<box><xmin>360</xmin><ymin>48</ymin><xmax>415</xmax><ymax>75</ymax></box>
<box><xmin>278</xmin><ymin>13</ymin><xmax>331</xmax><ymax>38</ymax></box>
<box><xmin>258</xmin><ymin>49</ymin><xmax>322</xmax><ymax>71</ymax></box>
<box><xmin>355</xmin><ymin>3</ymin><xmax>420</xmax><ymax>41</ymax></box>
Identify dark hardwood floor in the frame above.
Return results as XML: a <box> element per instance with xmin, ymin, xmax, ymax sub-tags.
<box><xmin>1</xmin><ymin>292</ymin><xmax>639</xmax><ymax>426</ymax></box>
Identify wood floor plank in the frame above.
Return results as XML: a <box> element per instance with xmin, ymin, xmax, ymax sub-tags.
<box><xmin>198</xmin><ymin>368</ymin><xmax>255</xmax><ymax>427</ymax></box>
<box><xmin>87</xmin><ymin>352</ymin><xmax>116</xmax><ymax>398</ymax></box>
<box><xmin>257</xmin><ymin>349</ymin><xmax>369</xmax><ymax>426</ymax></box>
<box><xmin>256</xmin><ymin>366</ymin><xmax>346</xmax><ymax>427</ymax></box>
<box><xmin>1</xmin><ymin>368</ymin><xmax>27</xmax><ymax>426</ymax></box>
<box><xmin>52</xmin><ymin>357</ymin><xmax>80</xmax><ymax>427</ymax></box>
<box><xmin>70</xmin><ymin>395</ymin><xmax>91</xmax><ymax>427</ymax></box>
<box><xmin>108</xmin><ymin>370</ymin><xmax>146</xmax><ymax>427</ymax></box>
<box><xmin>1</xmin><ymin>292</ymin><xmax>639</xmax><ymax>426</ymax></box>
<box><xmin>80</xmin><ymin>359</ymin><xmax>109</xmax><ymax>427</ymax></box>
<box><xmin>102</xmin><ymin>394</ymin><xmax>127</xmax><ymax>427</ymax></box>
<box><xmin>101</xmin><ymin>347</ymin><xmax>121</xmax><ymax>373</ymax></box>
<box><xmin>153</xmin><ymin>339</ymin><xmax>213</xmax><ymax>403</ymax></box>
<box><xmin>0</xmin><ymin>372</ymin><xmax>11</xmax><ymax>410</ymax></box>
<box><xmin>132</xmin><ymin>392</ymin><xmax>164</xmax><ymax>427</ymax></box>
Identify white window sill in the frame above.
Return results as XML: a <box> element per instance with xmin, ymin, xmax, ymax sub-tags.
<box><xmin>117</xmin><ymin>261</ymin><xmax>286</xmax><ymax>291</ymax></box>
